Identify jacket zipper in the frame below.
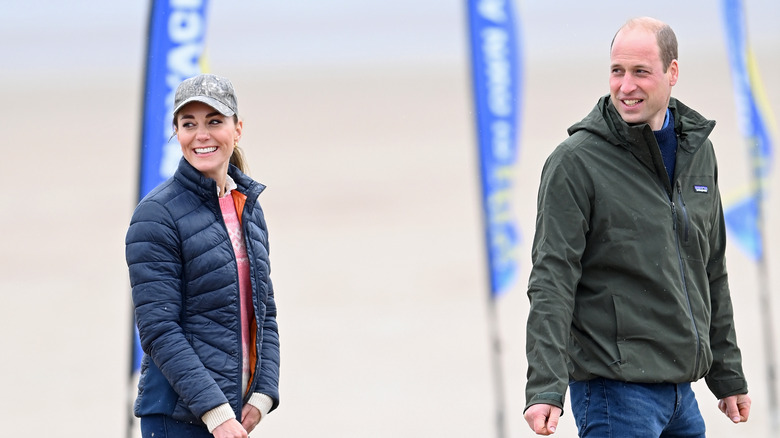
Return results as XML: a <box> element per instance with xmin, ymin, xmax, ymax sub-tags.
<box><xmin>670</xmin><ymin>194</ymin><xmax>701</xmax><ymax>379</ymax></box>
<box><xmin>241</xmin><ymin>206</ymin><xmax>259</xmax><ymax>399</ymax></box>
<box><xmin>676</xmin><ymin>181</ymin><xmax>690</xmax><ymax>243</ymax></box>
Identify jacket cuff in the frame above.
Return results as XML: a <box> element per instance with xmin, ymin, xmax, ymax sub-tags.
<box><xmin>706</xmin><ymin>377</ymin><xmax>749</xmax><ymax>400</ymax></box>
<box><xmin>247</xmin><ymin>393</ymin><xmax>274</xmax><ymax>420</ymax></box>
<box><xmin>525</xmin><ymin>392</ymin><xmax>565</xmax><ymax>414</ymax></box>
<box><xmin>202</xmin><ymin>403</ymin><xmax>235</xmax><ymax>433</ymax></box>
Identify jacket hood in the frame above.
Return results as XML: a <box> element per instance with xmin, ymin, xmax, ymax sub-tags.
<box><xmin>565</xmin><ymin>96</ymin><xmax>716</xmax><ymax>181</ymax></box>
<box><xmin>568</xmin><ymin>96</ymin><xmax>716</xmax><ymax>153</ymax></box>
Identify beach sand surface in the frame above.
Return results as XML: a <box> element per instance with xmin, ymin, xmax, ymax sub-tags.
<box><xmin>1</xmin><ymin>2</ymin><xmax>779</xmax><ymax>436</ymax></box>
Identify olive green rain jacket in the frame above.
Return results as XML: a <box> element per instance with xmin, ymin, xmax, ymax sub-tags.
<box><xmin>525</xmin><ymin>96</ymin><xmax>748</xmax><ymax>412</ymax></box>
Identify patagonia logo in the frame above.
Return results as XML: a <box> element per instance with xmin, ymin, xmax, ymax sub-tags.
<box><xmin>693</xmin><ymin>185</ymin><xmax>709</xmax><ymax>193</ymax></box>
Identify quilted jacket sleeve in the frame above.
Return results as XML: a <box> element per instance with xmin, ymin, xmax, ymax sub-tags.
<box><xmin>126</xmin><ymin>199</ymin><xmax>229</xmax><ymax>419</ymax></box>
<box><xmin>257</xmin><ymin>275</ymin><xmax>280</xmax><ymax>410</ymax></box>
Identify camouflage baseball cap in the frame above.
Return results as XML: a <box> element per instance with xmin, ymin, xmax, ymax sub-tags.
<box><xmin>173</xmin><ymin>74</ymin><xmax>238</xmax><ymax>118</ymax></box>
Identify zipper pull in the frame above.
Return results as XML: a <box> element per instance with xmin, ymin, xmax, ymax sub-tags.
<box><xmin>676</xmin><ymin>181</ymin><xmax>685</xmax><ymax>205</ymax></box>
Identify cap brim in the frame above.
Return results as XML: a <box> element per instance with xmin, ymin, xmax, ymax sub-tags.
<box><xmin>173</xmin><ymin>96</ymin><xmax>235</xmax><ymax>118</ymax></box>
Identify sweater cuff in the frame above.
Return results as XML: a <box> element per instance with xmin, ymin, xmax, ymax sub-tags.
<box><xmin>247</xmin><ymin>393</ymin><xmax>274</xmax><ymax>420</ymax></box>
<box><xmin>202</xmin><ymin>403</ymin><xmax>235</xmax><ymax>433</ymax></box>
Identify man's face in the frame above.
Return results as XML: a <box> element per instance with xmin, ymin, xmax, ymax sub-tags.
<box><xmin>609</xmin><ymin>27</ymin><xmax>678</xmax><ymax>131</ymax></box>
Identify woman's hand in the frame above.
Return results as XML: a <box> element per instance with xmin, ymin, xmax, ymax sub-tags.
<box><xmin>241</xmin><ymin>403</ymin><xmax>262</xmax><ymax>434</ymax></box>
<box><xmin>212</xmin><ymin>418</ymin><xmax>248</xmax><ymax>438</ymax></box>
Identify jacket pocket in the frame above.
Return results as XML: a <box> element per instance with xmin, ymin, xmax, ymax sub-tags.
<box><xmin>612</xmin><ymin>295</ymin><xmax>653</xmax><ymax>369</ymax></box>
<box><xmin>675</xmin><ymin>175</ymin><xmax>716</xmax><ymax>259</ymax></box>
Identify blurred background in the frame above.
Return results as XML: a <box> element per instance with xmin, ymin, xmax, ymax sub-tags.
<box><xmin>1</xmin><ymin>0</ymin><xmax>778</xmax><ymax>436</ymax></box>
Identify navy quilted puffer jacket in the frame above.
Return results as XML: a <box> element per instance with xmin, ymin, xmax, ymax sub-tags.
<box><xmin>126</xmin><ymin>158</ymin><xmax>280</xmax><ymax>425</ymax></box>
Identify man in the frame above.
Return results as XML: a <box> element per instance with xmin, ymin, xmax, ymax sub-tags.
<box><xmin>523</xmin><ymin>17</ymin><xmax>751</xmax><ymax>437</ymax></box>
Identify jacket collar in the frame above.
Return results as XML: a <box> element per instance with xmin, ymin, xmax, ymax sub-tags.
<box><xmin>569</xmin><ymin>96</ymin><xmax>715</xmax><ymax>151</ymax></box>
<box><xmin>565</xmin><ymin>96</ymin><xmax>716</xmax><ymax>191</ymax></box>
<box><xmin>568</xmin><ymin>95</ymin><xmax>715</xmax><ymax>169</ymax></box>
<box><xmin>174</xmin><ymin>157</ymin><xmax>266</xmax><ymax>206</ymax></box>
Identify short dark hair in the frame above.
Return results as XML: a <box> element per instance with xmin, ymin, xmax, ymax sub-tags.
<box><xmin>611</xmin><ymin>17</ymin><xmax>678</xmax><ymax>72</ymax></box>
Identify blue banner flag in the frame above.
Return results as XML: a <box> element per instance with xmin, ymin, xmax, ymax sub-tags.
<box><xmin>722</xmin><ymin>0</ymin><xmax>776</xmax><ymax>261</ymax></box>
<box><xmin>467</xmin><ymin>0</ymin><xmax>522</xmax><ymax>297</ymax></box>
<box><xmin>133</xmin><ymin>0</ymin><xmax>210</xmax><ymax>376</ymax></box>
<box><xmin>140</xmin><ymin>0</ymin><xmax>211</xmax><ymax>199</ymax></box>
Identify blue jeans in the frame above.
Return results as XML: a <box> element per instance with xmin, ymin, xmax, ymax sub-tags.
<box><xmin>569</xmin><ymin>378</ymin><xmax>706</xmax><ymax>438</ymax></box>
<box><xmin>140</xmin><ymin>414</ymin><xmax>213</xmax><ymax>438</ymax></box>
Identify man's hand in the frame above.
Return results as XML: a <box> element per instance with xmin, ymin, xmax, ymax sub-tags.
<box><xmin>524</xmin><ymin>403</ymin><xmax>562</xmax><ymax>435</ymax></box>
<box><xmin>213</xmin><ymin>418</ymin><xmax>248</xmax><ymax>438</ymax></box>
<box><xmin>718</xmin><ymin>393</ymin><xmax>751</xmax><ymax>423</ymax></box>
<box><xmin>241</xmin><ymin>403</ymin><xmax>262</xmax><ymax>434</ymax></box>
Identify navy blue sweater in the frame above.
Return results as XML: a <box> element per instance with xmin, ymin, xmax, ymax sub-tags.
<box><xmin>654</xmin><ymin>108</ymin><xmax>678</xmax><ymax>187</ymax></box>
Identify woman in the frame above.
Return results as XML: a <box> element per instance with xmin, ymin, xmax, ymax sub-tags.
<box><xmin>126</xmin><ymin>74</ymin><xmax>280</xmax><ymax>438</ymax></box>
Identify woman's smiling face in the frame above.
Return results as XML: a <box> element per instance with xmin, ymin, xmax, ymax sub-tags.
<box><xmin>175</xmin><ymin>101</ymin><xmax>242</xmax><ymax>184</ymax></box>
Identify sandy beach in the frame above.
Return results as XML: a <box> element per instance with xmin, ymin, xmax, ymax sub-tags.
<box><xmin>1</xmin><ymin>1</ymin><xmax>779</xmax><ymax>436</ymax></box>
